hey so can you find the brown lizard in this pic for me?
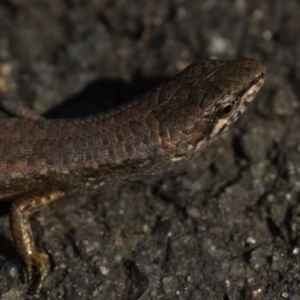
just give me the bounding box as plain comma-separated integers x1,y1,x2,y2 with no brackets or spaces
0,59,266,293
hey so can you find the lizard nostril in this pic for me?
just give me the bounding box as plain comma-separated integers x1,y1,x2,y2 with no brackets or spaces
251,72,264,85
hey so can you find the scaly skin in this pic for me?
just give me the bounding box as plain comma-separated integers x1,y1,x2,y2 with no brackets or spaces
0,59,265,293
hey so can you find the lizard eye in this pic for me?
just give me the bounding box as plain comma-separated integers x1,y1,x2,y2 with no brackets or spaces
216,101,236,118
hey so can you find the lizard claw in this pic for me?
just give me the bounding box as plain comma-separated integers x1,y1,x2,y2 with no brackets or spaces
24,251,49,294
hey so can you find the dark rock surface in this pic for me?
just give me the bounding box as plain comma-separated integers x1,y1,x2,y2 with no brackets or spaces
0,0,300,299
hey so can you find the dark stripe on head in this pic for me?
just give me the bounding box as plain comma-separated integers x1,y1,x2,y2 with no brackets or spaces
218,123,228,135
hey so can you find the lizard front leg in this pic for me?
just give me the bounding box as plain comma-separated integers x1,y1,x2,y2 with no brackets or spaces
0,90,42,120
9,188,66,293
0,63,41,120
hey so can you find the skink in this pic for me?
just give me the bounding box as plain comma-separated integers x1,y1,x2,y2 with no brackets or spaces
0,58,266,293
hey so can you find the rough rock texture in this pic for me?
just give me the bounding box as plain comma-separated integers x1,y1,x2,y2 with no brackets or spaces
0,0,300,299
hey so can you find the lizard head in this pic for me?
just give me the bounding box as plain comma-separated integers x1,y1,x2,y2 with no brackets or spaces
160,59,266,157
